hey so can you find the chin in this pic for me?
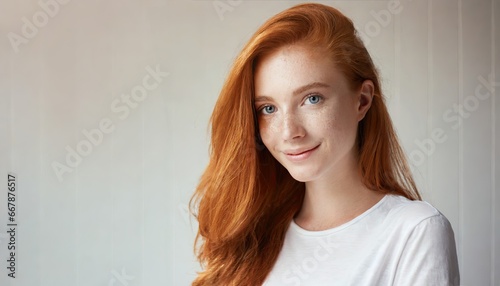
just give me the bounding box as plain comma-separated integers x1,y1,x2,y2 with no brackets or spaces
286,168,320,183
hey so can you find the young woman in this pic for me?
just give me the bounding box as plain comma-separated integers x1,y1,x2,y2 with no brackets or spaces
191,3,460,285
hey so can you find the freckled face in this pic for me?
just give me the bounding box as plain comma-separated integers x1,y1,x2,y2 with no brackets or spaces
254,44,364,182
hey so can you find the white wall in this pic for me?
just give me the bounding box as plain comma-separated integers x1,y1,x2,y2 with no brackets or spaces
0,0,498,285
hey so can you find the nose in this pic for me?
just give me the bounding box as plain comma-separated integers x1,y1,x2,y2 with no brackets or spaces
281,112,305,141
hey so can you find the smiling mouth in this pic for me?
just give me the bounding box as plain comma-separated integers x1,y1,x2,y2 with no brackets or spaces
285,145,320,156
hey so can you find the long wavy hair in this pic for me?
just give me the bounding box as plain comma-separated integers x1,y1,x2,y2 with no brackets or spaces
190,3,421,285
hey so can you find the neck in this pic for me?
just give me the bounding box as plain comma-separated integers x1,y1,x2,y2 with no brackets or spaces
294,149,385,231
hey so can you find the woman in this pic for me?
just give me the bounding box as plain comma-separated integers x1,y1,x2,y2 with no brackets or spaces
191,3,460,285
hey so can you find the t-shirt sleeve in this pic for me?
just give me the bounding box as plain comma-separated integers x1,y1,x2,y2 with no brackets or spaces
393,214,460,286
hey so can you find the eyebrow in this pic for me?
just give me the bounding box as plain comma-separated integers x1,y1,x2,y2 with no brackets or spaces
254,82,331,102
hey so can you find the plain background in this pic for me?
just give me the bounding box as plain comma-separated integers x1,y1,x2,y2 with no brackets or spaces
0,0,499,285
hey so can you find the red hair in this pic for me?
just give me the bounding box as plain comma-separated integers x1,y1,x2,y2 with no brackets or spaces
190,3,421,285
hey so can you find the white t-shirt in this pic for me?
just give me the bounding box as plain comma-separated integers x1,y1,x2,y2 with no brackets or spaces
263,194,460,286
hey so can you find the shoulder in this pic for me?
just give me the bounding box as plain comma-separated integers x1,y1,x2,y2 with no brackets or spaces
376,194,456,241
381,195,458,268
381,194,446,227
383,195,460,285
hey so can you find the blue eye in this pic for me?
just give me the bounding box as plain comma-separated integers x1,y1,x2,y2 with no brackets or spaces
305,95,321,105
260,105,276,115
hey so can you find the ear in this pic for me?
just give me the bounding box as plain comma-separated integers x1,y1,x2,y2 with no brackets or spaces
357,80,374,122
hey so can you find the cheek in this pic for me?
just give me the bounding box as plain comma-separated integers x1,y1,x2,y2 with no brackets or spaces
307,106,338,134
316,106,356,141
257,118,274,148
332,116,360,146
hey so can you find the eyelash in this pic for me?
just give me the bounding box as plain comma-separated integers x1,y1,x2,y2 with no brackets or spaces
257,94,323,115
304,94,322,105
258,105,275,115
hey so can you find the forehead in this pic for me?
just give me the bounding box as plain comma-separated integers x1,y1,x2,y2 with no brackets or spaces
254,44,346,97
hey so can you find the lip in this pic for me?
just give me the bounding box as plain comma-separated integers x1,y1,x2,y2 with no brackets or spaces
283,144,320,161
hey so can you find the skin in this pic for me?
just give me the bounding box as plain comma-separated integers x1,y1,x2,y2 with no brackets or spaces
254,43,385,231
